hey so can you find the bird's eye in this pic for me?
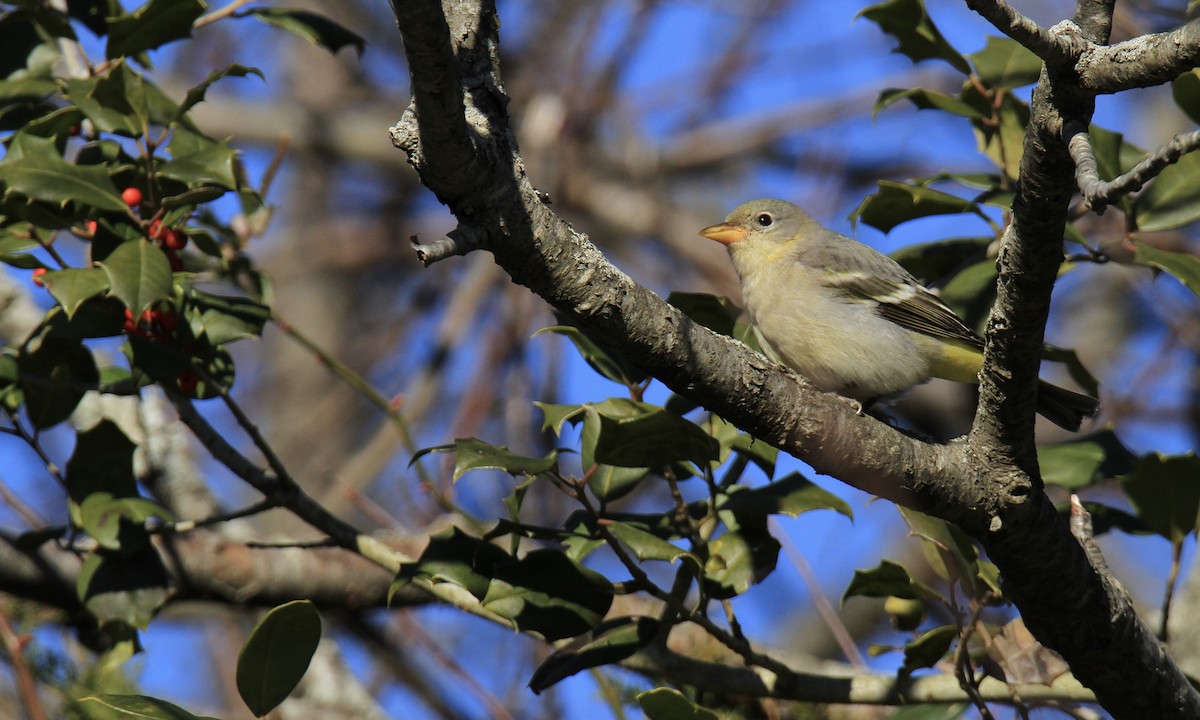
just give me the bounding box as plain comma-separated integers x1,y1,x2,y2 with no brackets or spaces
756,213,773,227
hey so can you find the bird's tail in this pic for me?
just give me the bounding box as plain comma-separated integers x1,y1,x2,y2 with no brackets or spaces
1036,380,1100,432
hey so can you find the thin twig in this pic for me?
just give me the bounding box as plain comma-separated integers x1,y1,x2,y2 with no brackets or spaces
0,608,46,720
1066,120,1200,214
194,0,257,29
1159,540,1183,642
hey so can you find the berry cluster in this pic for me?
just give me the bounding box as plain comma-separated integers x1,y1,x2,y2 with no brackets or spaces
121,305,200,395
121,186,190,271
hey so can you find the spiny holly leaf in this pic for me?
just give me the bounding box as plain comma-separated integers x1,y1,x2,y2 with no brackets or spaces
843,559,942,604
1132,240,1200,297
76,544,170,630
529,616,661,694
160,131,239,189
852,180,983,233
1120,453,1200,543
236,600,322,718
719,472,853,521
392,527,510,602
42,268,111,318
66,419,139,510
0,133,126,211
968,36,1042,89
100,240,173,317
410,438,559,482
482,549,613,641
1039,429,1136,490
607,522,699,568
188,290,270,345
702,528,779,599
858,0,970,74
106,0,206,59
874,87,982,119
901,625,958,677
535,325,647,386
248,8,366,56
1132,150,1200,232
172,64,264,124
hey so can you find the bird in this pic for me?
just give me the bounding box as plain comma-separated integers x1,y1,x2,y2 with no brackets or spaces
699,198,1099,431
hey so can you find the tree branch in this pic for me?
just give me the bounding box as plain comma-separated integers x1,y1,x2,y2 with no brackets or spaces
1079,18,1200,94
964,0,1083,66
387,1,1200,717
1066,120,1200,213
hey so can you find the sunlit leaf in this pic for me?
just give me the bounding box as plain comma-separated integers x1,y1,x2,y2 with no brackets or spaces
236,600,322,717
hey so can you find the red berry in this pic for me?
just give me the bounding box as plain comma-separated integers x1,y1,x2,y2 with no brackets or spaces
121,187,143,207
32,268,48,287
178,370,199,394
122,308,138,334
166,250,184,272
164,229,188,251
85,220,98,235
148,220,165,240
153,309,178,333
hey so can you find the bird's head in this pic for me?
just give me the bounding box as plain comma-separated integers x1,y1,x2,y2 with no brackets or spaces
699,198,815,248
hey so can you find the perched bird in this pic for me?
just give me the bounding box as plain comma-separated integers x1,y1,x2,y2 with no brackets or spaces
700,198,1099,431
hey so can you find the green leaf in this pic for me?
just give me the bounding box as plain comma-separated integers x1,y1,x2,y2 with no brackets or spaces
898,507,990,595
968,36,1042,88
42,268,111,318
410,438,558,482
100,240,173,317
890,236,992,284
637,688,719,720
236,600,322,718
852,180,983,233
857,0,970,74
189,290,270,345
529,616,660,694
535,325,647,386
160,133,239,189
1131,147,1200,231
481,549,613,641
937,259,997,330
592,407,718,469
248,8,366,56
1132,240,1200,296
392,527,510,602
0,134,126,211
666,291,740,337
965,88,1029,180
172,64,264,124
607,522,698,568
76,545,170,630
1039,429,1136,490
719,472,853,521
535,402,585,435
587,465,649,503
901,625,958,676
843,560,941,604
79,694,216,720
79,493,172,551
702,529,779,599
1120,453,1200,543
1172,68,1200,125
66,419,139,507
18,339,98,429
106,0,206,59
874,87,982,119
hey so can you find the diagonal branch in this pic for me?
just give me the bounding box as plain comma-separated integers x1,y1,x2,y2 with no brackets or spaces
1079,18,1200,94
964,0,1083,66
1065,120,1200,214
387,1,1199,717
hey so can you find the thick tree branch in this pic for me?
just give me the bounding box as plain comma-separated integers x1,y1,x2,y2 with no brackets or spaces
1078,18,1200,94
387,1,1199,717
964,0,1082,66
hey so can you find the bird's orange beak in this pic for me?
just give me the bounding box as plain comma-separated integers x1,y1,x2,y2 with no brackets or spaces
699,223,747,245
